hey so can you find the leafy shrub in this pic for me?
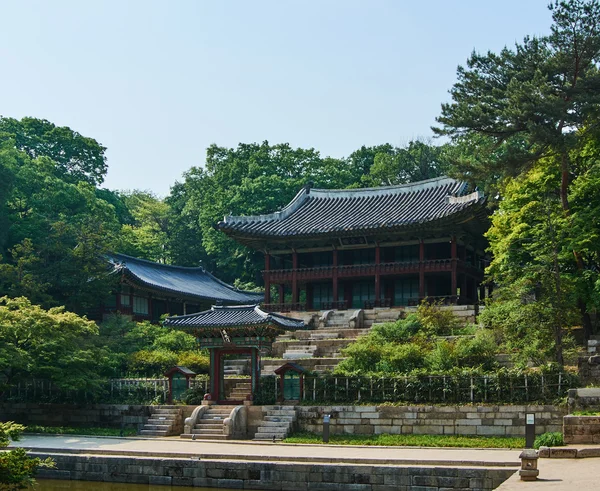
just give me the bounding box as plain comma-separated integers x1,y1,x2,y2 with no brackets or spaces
128,349,178,376
181,386,207,405
417,301,462,336
533,432,564,449
177,350,210,374
453,330,498,370
377,342,425,373
425,340,457,371
254,375,278,405
371,314,421,342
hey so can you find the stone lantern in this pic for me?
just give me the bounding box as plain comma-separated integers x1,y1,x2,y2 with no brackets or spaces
519,449,539,481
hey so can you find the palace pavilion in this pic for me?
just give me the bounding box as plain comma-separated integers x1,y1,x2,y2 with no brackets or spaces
219,177,489,311
102,253,263,322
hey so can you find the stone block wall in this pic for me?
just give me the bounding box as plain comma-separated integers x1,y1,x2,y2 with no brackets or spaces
0,403,195,431
564,415,600,444
297,404,565,437
567,387,600,413
35,452,515,490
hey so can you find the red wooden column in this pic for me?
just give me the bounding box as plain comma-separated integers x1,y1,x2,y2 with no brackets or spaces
264,254,271,305
419,239,425,299
375,245,381,304
278,284,285,305
292,251,298,306
332,249,339,306
451,236,458,297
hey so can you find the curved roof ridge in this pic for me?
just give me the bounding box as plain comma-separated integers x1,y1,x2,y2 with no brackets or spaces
221,185,310,225
310,176,457,195
111,253,207,272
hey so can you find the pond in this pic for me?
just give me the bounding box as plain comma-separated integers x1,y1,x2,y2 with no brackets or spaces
36,480,250,491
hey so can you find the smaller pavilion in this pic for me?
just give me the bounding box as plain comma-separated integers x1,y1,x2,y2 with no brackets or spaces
164,305,305,403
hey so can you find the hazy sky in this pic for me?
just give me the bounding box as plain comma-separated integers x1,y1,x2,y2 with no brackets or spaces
1,0,553,196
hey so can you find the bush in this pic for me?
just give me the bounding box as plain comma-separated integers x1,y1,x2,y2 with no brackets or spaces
177,350,210,374
371,314,421,342
181,386,207,405
533,432,564,449
128,349,178,376
453,330,498,370
377,342,425,373
425,341,457,371
417,301,462,336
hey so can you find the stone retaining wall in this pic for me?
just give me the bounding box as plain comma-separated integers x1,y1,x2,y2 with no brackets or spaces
0,403,194,430
35,452,515,490
563,415,600,444
297,404,565,437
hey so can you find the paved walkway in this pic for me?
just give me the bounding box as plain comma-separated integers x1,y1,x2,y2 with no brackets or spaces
497,456,600,490
14,434,520,467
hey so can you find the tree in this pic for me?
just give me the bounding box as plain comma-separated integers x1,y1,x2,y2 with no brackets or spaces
0,116,108,185
434,0,600,339
484,161,581,365
0,297,103,391
117,191,172,263
0,145,119,313
363,140,451,186
0,421,54,490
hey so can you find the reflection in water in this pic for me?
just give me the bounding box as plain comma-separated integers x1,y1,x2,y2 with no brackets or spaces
36,480,249,491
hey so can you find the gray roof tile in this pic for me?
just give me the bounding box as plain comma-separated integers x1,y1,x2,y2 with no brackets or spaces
109,253,263,305
163,305,305,329
219,177,485,240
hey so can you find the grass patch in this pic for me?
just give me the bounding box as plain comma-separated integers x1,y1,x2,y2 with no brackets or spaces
24,425,137,437
283,431,525,448
572,410,600,416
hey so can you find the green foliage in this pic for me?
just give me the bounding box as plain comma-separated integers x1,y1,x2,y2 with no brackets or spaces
254,375,278,405
303,367,578,405
284,431,525,449
0,421,54,489
23,425,137,437
180,385,208,405
416,301,463,336
336,303,497,375
0,296,103,391
0,116,107,186
533,431,564,449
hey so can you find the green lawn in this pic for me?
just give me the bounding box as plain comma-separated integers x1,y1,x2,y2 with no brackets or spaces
283,431,525,448
24,425,137,437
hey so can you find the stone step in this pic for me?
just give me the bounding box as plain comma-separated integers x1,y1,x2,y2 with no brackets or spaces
196,423,222,430
189,434,229,440
146,418,176,425
283,353,315,360
255,432,288,439
259,421,291,427
192,428,222,435
139,429,169,436
142,424,171,431
314,365,337,372
224,369,244,375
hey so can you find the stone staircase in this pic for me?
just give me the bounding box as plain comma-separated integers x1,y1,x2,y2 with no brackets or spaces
223,358,248,375
189,405,236,440
139,406,182,437
227,381,252,401
265,305,478,375
254,405,297,441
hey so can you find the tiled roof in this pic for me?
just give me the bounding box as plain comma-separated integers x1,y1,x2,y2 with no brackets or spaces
108,253,263,305
219,177,485,240
163,305,305,329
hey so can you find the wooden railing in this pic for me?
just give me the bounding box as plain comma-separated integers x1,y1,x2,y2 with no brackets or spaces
263,259,471,282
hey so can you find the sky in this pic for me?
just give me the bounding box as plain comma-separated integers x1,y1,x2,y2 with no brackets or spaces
1,0,554,196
